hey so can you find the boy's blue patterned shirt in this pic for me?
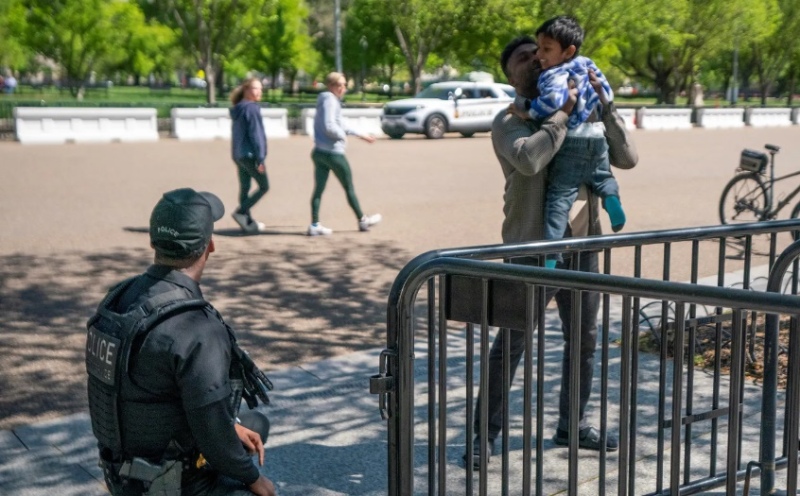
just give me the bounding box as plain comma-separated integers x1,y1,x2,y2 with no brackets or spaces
528,55,614,129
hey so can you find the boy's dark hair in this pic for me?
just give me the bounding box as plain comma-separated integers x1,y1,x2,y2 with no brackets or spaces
535,15,584,53
500,35,537,77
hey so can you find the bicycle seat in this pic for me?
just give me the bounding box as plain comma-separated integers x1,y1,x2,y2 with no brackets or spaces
765,144,781,152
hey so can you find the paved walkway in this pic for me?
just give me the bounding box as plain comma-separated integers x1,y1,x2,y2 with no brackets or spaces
2,128,800,493
0,265,792,495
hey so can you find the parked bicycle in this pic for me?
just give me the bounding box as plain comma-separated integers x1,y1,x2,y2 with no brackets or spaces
719,144,800,234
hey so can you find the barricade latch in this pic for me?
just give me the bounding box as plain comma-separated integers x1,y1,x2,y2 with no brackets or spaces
370,348,396,420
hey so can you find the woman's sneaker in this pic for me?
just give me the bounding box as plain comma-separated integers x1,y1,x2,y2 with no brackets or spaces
232,211,257,233
358,214,382,232
232,212,265,233
307,223,333,236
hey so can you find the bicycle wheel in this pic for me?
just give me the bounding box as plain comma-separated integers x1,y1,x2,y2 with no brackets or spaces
719,173,769,224
790,202,800,241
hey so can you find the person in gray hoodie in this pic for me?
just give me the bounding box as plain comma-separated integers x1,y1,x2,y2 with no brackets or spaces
229,78,268,233
308,72,381,236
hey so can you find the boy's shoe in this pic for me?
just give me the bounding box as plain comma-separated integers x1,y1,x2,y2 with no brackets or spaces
604,196,626,233
307,223,333,236
358,214,382,232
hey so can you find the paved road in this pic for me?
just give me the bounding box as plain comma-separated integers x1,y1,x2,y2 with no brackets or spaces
1,127,800,430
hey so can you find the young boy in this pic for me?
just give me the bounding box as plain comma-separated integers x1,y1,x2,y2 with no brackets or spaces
513,15,626,267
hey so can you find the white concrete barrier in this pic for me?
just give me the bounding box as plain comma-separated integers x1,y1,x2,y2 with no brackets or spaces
616,108,637,130
261,108,290,138
14,107,158,144
636,107,693,130
300,108,385,137
745,107,792,127
171,107,290,140
791,107,800,125
171,108,229,140
695,108,745,129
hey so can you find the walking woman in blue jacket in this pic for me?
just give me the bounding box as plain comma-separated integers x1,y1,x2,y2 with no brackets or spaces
229,78,268,233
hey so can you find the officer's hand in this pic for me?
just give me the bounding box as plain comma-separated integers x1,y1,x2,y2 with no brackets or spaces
235,423,265,466
257,163,266,174
249,474,276,496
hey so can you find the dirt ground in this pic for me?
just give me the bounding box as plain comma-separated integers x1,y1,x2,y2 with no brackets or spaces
2,127,800,430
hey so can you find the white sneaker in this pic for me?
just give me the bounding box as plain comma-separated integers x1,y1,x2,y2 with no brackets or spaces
307,223,333,236
251,220,267,232
359,213,382,232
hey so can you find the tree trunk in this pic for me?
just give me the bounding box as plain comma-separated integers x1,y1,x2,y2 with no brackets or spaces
217,66,225,101
789,73,796,106
204,63,217,105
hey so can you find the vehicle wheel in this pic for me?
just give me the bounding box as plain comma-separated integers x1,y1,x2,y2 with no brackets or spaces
386,131,405,139
790,202,800,241
460,132,475,138
719,173,769,225
424,114,447,139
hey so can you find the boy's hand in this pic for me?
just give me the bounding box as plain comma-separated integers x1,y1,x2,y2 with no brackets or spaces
588,70,610,105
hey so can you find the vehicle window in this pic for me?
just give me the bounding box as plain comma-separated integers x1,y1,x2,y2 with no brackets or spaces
502,88,516,98
415,86,453,100
478,89,494,98
460,89,477,99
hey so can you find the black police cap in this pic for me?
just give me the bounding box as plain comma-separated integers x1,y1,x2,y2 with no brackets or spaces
149,188,224,259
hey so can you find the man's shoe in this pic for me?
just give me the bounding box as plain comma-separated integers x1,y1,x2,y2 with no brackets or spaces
553,426,618,452
462,437,495,470
307,223,333,236
358,213,382,232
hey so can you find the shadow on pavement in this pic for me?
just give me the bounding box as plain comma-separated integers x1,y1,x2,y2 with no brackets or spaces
0,238,410,430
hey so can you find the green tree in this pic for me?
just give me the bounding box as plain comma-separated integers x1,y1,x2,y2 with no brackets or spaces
105,7,178,85
383,0,469,93
0,0,31,72
341,0,402,92
19,0,156,99
140,0,270,104
445,0,538,80
250,0,318,90
613,0,743,104
749,0,800,105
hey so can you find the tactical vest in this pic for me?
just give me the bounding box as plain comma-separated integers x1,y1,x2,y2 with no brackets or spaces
85,277,225,458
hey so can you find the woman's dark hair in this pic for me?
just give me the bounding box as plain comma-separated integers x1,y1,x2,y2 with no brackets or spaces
500,35,537,77
535,15,584,52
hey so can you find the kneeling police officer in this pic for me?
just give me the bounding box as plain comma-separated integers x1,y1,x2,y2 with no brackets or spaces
85,188,276,496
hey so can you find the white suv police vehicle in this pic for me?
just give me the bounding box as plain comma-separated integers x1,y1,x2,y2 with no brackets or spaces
380,81,515,139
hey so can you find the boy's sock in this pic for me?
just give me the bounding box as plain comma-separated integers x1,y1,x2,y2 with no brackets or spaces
604,196,626,232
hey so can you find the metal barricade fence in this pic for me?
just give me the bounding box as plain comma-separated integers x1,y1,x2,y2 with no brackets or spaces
371,220,800,495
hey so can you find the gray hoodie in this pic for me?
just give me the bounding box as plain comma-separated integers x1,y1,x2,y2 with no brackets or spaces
313,91,358,154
